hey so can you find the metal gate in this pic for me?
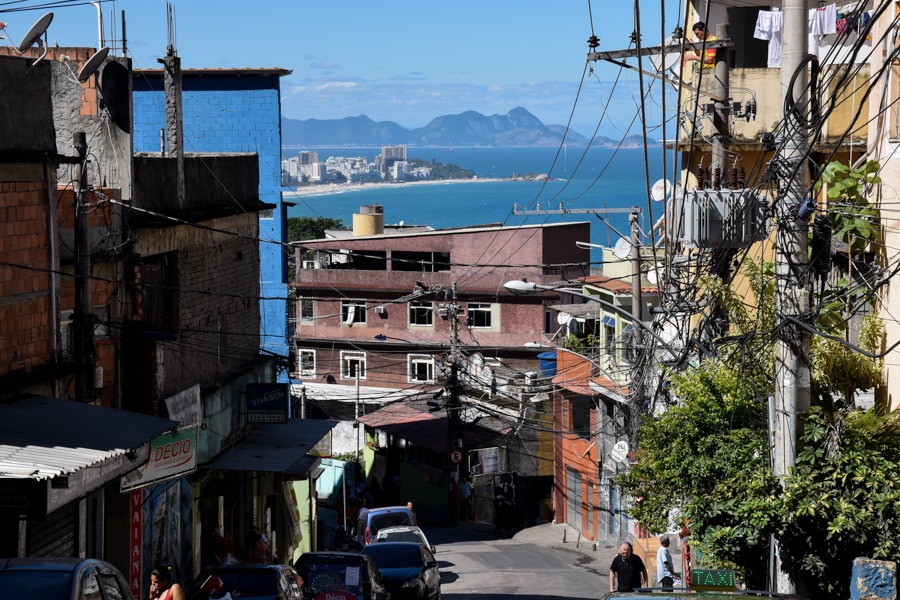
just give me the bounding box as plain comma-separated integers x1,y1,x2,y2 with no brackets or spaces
565,468,582,529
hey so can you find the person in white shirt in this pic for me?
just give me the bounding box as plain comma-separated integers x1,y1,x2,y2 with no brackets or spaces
656,535,676,590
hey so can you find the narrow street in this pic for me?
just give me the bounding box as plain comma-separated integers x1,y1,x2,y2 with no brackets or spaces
428,525,606,600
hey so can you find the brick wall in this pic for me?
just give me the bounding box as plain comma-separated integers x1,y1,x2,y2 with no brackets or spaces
0,171,53,376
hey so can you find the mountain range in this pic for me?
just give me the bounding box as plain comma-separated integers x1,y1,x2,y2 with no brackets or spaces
281,107,655,149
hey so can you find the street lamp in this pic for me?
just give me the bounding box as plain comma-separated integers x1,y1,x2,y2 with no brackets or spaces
502,278,679,358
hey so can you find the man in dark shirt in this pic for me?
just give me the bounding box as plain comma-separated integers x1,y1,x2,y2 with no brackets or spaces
609,542,648,592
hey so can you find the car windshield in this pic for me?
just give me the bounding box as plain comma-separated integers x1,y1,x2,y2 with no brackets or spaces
378,531,423,544
364,544,423,569
369,513,411,537
194,568,277,598
0,570,74,597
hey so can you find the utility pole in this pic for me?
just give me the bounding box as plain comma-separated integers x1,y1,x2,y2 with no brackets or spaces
160,7,184,211
73,132,94,402
446,283,462,522
773,0,811,594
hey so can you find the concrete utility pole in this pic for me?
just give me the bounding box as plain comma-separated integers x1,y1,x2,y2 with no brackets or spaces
445,283,463,520
711,23,730,184
773,0,811,594
73,132,94,402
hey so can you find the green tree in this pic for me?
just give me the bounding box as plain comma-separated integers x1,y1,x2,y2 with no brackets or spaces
287,216,344,242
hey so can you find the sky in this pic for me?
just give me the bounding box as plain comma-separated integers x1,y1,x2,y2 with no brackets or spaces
1,0,681,138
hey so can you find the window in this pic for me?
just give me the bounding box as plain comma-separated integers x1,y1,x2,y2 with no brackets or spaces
299,298,314,323
408,354,435,383
259,208,274,220
342,300,367,325
467,302,492,328
341,351,366,380
408,301,433,326
298,349,316,378
571,395,592,439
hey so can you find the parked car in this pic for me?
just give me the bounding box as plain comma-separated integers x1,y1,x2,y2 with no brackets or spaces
355,506,416,546
187,563,304,600
0,557,134,599
361,542,440,600
294,551,387,600
373,526,435,554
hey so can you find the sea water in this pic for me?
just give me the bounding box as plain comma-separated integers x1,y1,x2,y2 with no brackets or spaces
285,147,673,249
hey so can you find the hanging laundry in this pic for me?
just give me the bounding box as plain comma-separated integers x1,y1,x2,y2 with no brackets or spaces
754,9,783,68
809,3,837,56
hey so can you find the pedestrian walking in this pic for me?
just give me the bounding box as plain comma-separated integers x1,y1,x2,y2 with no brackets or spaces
149,566,185,600
459,478,474,521
609,542,648,593
656,535,676,590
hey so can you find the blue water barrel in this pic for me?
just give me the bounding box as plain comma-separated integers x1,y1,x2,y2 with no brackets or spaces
538,351,557,377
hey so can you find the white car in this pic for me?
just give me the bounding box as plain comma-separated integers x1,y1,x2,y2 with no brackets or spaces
372,525,436,553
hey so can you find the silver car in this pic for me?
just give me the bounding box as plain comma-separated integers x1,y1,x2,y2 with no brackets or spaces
372,525,435,553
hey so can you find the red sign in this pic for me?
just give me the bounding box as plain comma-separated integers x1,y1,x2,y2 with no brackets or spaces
450,450,462,464
129,490,142,598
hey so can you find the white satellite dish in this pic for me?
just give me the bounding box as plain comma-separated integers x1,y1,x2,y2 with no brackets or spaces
650,178,673,202
16,12,53,52
646,265,659,285
556,311,571,326
613,237,631,260
77,46,109,82
610,440,629,463
649,37,680,72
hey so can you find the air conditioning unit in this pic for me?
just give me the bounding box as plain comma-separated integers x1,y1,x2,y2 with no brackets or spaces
375,306,386,315
302,260,316,269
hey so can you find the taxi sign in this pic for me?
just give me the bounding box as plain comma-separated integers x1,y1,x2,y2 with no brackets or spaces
691,569,736,591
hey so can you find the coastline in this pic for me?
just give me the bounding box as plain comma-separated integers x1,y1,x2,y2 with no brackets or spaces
284,177,507,198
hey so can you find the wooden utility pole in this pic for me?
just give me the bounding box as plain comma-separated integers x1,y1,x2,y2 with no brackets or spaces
773,0,811,594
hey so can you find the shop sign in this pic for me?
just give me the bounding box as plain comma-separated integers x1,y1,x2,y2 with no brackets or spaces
129,490,143,597
47,445,149,513
120,426,198,491
247,383,289,423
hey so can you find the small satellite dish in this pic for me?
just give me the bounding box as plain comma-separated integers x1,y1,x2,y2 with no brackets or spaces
556,311,571,326
77,46,109,82
650,178,673,202
613,237,631,260
646,265,659,285
649,37,680,72
611,440,629,463
17,12,53,53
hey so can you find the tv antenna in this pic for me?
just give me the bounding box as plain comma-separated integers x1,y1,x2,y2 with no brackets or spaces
1,12,54,69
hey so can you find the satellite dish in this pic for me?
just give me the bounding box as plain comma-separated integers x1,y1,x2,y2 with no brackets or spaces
556,311,571,326
650,178,673,202
17,12,53,52
613,237,631,260
77,46,109,82
647,265,659,285
649,37,680,72
610,440,629,463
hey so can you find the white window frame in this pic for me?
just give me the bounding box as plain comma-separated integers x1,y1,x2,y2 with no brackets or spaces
297,349,316,378
467,302,493,328
408,354,435,384
340,351,367,380
299,298,314,324
408,300,434,326
341,300,367,325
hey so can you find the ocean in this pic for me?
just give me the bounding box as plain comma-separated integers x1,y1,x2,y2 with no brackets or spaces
284,146,672,250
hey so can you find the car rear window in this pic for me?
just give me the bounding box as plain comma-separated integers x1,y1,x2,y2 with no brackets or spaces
0,571,73,597
197,568,278,596
378,531,422,544
369,512,411,536
363,544,422,569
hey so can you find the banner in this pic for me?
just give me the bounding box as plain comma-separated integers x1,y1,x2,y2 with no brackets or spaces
120,427,198,492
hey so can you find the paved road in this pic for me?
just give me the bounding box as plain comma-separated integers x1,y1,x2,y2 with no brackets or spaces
427,525,607,600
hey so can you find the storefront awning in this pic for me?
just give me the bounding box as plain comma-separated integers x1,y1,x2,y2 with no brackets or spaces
204,419,337,477
0,395,178,480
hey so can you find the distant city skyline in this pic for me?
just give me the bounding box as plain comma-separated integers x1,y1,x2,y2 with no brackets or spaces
1,0,681,137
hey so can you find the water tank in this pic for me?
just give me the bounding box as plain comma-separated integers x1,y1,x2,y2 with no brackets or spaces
538,351,557,377
353,204,384,236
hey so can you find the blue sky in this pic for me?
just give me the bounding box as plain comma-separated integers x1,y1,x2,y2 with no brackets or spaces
2,0,681,138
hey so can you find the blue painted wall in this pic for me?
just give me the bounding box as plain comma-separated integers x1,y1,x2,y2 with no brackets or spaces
133,73,290,381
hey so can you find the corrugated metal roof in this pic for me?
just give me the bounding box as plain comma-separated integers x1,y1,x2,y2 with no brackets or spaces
203,419,337,476
0,396,177,479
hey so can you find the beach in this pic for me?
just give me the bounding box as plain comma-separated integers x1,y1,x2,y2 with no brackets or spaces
286,177,518,198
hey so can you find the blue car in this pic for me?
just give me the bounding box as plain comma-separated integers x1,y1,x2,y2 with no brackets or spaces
361,542,440,600
0,557,134,599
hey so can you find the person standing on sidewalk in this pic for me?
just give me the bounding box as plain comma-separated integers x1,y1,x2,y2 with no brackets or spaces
656,535,676,590
609,542,648,593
